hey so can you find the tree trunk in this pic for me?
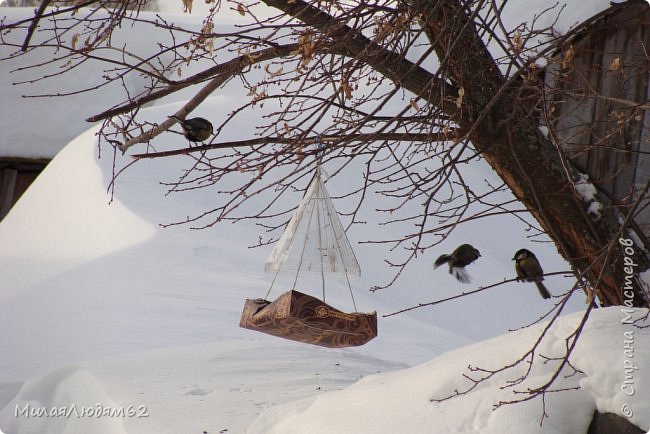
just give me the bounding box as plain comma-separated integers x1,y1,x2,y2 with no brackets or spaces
264,0,650,306
416,0,649,306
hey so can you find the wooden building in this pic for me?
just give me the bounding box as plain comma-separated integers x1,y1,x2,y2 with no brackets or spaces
545,0,650,238
0,158,48,220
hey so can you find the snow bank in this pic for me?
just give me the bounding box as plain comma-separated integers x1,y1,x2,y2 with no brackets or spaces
0,367,127,434
0,98,459,434
250,307,650,434
0,128,155,260
0,3,636,434
0,342,407,434
0,128,155,303
0,8,214,159
0,8,145,158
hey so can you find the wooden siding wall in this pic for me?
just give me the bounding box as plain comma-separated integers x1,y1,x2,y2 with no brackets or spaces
546,2,650,237
0,159,48,220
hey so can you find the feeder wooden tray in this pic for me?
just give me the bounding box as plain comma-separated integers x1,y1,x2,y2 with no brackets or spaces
239,290,377,348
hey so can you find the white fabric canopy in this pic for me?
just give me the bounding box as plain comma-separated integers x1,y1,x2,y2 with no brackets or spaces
265,169,361,277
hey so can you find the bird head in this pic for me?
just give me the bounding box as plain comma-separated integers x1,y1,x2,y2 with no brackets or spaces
512,248,533,261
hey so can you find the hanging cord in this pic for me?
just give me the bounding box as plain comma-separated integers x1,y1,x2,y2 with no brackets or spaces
315,135,325,165
264,264,282,299
325,199,359,312
317,151,360,311
344,270,358,312
314,141,328,301
291,178,319,290
316,177,327,301
265,169,320,299
264,144,335,302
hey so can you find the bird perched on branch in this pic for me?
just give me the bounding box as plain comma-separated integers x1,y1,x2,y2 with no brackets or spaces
512,248,551,299
169,115,213,143
434,244,481,283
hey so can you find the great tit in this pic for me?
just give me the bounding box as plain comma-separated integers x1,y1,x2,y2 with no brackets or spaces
512,248,551,299
434,243,481,283
169,115,213,142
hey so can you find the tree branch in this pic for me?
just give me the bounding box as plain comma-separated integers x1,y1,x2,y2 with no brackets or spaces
383,271,572,317
132,132,454,159
21,0,52,52
87,43,299,124
261,0,459,114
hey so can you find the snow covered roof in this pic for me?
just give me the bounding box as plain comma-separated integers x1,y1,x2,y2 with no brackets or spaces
0,8,190,159
2,2,647,434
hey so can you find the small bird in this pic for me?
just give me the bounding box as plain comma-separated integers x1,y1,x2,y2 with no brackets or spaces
434,244,481,283
169,115,213,143
512,248,551,299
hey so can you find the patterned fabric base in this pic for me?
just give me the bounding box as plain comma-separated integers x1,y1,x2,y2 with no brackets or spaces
239,290,377,348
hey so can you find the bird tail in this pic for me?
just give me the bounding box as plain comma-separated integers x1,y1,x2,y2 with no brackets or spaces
168,115,183,123
452,267,472,284
434,254,451,269
535,281,551,299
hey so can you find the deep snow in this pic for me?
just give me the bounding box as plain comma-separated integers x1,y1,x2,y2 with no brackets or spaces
250,308,650,434
2,1,647,433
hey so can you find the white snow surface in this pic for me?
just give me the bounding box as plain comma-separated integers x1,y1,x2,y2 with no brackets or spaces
2,2,647,434
0,9,209,159
0,95,589,433
251,308,650,434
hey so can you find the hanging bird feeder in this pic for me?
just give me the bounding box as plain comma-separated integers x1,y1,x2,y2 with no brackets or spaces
239,167,377,348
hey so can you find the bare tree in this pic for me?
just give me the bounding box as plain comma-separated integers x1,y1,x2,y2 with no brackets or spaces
1,0,159,10
2,0,649,419
5,0,643,305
